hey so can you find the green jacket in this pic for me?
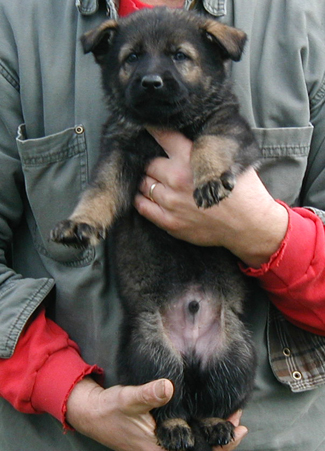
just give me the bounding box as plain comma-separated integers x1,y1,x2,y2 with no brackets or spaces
0,0,325,450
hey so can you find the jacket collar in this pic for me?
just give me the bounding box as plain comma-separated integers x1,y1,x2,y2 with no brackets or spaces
76,0,226,17
76,0,99,15
202,0,226,16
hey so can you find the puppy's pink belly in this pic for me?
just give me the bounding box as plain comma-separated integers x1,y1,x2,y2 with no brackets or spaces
161,287,224,365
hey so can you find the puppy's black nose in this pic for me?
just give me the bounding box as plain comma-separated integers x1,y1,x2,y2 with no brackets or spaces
141,75,163,89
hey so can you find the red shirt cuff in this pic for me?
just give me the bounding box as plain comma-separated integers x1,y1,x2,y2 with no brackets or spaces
240,201,317,288
31,347,104,429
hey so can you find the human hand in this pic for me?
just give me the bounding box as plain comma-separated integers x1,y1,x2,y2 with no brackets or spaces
134,130,288,268
67,377,247,451
66,377,174,451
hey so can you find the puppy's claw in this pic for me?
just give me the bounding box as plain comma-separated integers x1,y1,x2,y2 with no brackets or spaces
194,172,236,208
50,219,105,248
220,170,236,191
193,181,223,208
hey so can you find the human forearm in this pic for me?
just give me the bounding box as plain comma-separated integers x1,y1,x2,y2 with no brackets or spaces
202,170,289,269
242,206,325,334
0,308,103,425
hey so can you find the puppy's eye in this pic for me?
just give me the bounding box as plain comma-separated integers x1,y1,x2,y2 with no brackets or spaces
173,51,189,62
125,53,139,64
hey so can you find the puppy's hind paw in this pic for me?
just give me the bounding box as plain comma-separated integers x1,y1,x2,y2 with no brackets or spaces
156,419,195,451
50,219,105,248
198,418,235,448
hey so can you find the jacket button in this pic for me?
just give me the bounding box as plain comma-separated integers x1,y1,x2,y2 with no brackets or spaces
283,347,291,357
292,371,302,380
75,125,84,134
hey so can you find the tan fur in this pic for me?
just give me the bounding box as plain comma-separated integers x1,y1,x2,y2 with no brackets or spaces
69,190,115,243
176,43,202,82
199,417,228,427
81,20,118,53
159,418,195,449
203,19,246,60
191,135,239,187
119,43,135,64
67,151,126,245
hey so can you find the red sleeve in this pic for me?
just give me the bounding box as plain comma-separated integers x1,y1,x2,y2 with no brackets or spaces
0,308,104,429
241,202,325,335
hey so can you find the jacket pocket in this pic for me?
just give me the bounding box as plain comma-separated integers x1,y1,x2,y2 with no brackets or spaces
16,124,95,265
252,125,314,205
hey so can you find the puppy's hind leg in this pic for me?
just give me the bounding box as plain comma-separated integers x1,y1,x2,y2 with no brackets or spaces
51,150,133,247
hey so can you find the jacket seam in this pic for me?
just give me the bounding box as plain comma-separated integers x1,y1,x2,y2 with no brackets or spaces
2,279,54,357
0,60,20,92
310,72,325,106
21,141,85,166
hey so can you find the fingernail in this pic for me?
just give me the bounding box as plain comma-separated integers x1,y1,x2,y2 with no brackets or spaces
154,380,167,400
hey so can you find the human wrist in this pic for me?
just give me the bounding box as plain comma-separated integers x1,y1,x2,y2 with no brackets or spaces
66,376,104,433
241,205,321,282
31,347,104,429
226,198,289,269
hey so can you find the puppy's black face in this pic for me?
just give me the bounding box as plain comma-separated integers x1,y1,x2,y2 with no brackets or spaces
119,36,206,120
82,8,247,125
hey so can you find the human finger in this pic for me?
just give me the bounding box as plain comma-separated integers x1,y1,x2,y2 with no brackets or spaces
227,409,243,427
139,176,162,202
119,379,174,415
139,175,165,204
148,129,192,161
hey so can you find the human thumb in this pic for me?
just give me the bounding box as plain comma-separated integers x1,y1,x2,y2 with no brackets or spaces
123,379,174,414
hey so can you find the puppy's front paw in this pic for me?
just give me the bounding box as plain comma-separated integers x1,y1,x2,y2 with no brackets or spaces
198,418,235,447
156,418,195,451
193,171,236,208
50,219,106,248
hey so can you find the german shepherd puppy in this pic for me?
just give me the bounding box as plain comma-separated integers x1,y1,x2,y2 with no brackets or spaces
51,8,258,450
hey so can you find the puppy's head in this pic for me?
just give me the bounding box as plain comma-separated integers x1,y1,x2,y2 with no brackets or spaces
81,8,247,124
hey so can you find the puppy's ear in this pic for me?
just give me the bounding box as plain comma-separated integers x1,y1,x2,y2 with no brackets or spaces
81,20,119,62
202,20,247,62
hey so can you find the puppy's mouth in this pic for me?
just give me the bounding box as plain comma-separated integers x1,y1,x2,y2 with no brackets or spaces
125,74,188,121
127,94,188,120
134,96,186,109
132,101,187,125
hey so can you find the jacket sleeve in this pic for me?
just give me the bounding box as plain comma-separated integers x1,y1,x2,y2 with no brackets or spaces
0,13,103,426
0,308,103,429
242,63,325,335
241,203,325,335
0,41,57,359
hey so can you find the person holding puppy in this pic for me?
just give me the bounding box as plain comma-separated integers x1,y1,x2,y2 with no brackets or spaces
0,1,324,451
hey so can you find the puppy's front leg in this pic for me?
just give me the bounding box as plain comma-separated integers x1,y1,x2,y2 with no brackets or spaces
191,134,241,208
51,149,132,247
